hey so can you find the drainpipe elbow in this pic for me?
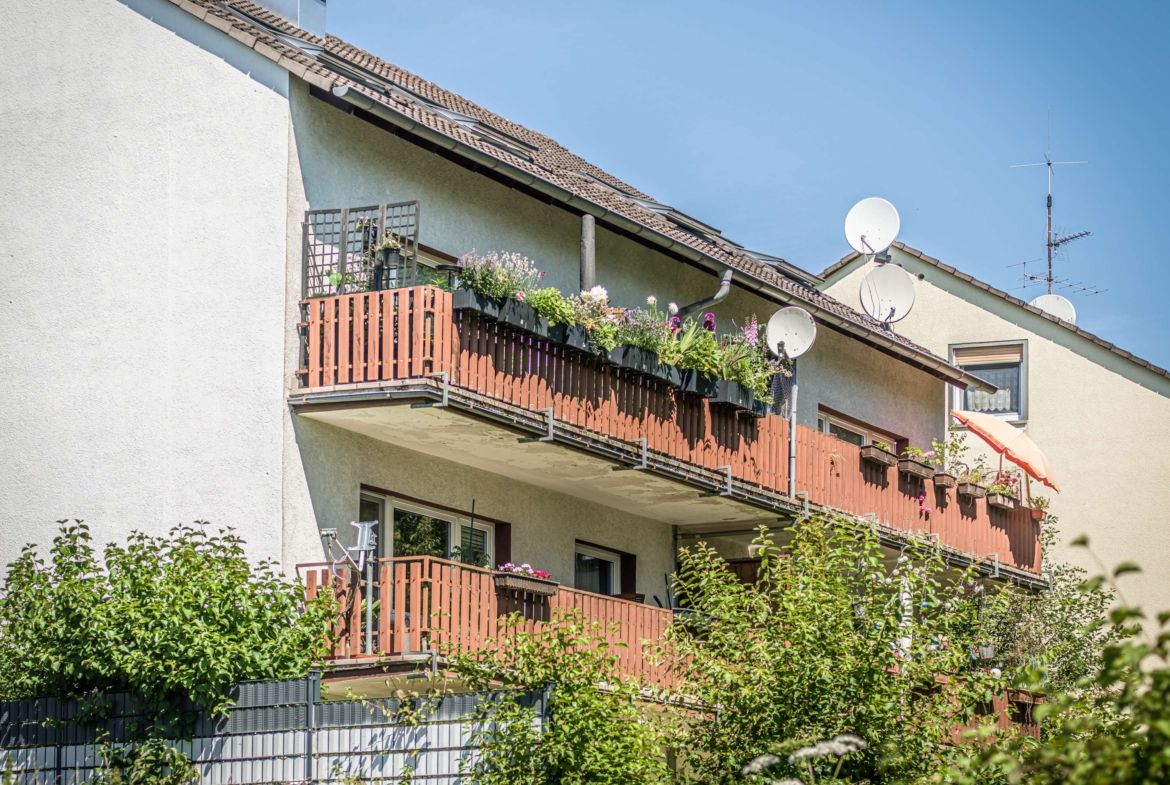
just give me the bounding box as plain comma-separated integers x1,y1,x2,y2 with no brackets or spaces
678,268,734,319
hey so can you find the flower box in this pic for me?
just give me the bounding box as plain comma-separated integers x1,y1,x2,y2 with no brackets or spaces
499,298,549,338
748,398,770,418
609,345,659,376
679,369,719,398
932,472,957,489
550,323,590,351
369,247,400,291
1030,508,1048,522
709,379,754,412
493,571,559,597
987,493,1018,511
859,445,898,467
451,289,501,319
898,458,934,480
957,482,986,499
649,362,682,388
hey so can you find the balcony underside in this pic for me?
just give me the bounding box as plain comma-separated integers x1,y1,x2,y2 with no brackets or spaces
294,381,787,528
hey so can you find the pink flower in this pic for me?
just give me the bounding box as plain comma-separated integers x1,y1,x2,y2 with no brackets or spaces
514,290,526,302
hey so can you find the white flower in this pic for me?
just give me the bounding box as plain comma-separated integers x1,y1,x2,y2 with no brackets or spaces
991,667,1002,678
646,295,657,306
582,284,609,304
668,302,679,315
741,753,781,775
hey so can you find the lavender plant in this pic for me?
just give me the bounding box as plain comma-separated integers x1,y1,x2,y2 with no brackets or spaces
456,250,544,301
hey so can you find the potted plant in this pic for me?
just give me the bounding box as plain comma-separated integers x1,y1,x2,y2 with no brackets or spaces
564,286,619,362
609,296,681,386
1030,495,1050,521
713,314,782,412
710,379,755,411
451,250,543,323
369,234,400,292
530,287,587,350
985,474,1021,511
499,291,549,338
927,429,968,488
493,562,558,597
897,447,934,480
956,456,988,499
662,314,721,398
860,441,898,467
975,640,996,660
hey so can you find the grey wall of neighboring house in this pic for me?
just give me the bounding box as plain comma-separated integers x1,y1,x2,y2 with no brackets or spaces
0,0,294,569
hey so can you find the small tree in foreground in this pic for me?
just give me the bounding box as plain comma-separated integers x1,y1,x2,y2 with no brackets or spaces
663,515,1010,784
0,521,334,726
946,536,1170,785
448,609,671,785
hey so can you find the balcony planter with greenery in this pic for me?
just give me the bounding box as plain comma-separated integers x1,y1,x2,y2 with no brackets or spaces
1030,495,1050,521
985,474,1021,511
932,472,958,489
451,288,503,319
898,447,934,480
679,368,719,398
710,379,754,411
860,442,898,467
609,344,661,376
749,398,771,418
493,563,559,597
499,295,549,338
957,482,986,499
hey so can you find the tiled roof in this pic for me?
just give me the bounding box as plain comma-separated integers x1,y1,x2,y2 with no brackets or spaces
823,242,1170,381
166,0,981,386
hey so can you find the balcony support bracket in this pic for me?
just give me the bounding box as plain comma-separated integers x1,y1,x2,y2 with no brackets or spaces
700,465,735,498
518,408,556,443
613,438,649,471
985,553,1001,579
795,491,810,519
410,372,449,409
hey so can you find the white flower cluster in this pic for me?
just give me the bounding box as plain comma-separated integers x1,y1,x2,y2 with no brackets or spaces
787,734,868,763
580,285,609,304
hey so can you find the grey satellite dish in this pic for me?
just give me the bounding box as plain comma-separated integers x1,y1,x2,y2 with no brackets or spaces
845,197,901,256
859,263,916,323
766,306,817,359
1030,293,1076,324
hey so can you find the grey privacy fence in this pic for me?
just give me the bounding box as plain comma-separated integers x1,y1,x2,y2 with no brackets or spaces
0,676,548,785
303,202,421,298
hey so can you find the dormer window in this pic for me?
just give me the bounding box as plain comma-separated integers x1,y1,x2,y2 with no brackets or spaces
952,342,1027,421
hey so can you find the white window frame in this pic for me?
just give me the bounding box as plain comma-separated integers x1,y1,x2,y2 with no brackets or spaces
573,543,622,595
817,409,896,448
949,340,1028,423
359,492,494,565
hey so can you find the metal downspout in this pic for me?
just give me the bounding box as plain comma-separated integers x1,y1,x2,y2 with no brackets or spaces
677,268,734,318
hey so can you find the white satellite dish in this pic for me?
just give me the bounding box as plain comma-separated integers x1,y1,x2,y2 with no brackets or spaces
1030,293,1077,324
859,263,916,323
844,197,901,256
766,306,817,359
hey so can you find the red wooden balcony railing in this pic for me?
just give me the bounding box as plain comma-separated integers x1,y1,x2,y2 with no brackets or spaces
299,287,1040,574
300,557,675,686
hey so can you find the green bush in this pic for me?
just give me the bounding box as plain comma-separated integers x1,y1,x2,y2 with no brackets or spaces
448,609,671,785
0,521,335,726
527,286,579,326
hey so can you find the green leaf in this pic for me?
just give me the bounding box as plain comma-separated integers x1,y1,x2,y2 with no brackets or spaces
1070,534,1090,547
1113,562,1142,578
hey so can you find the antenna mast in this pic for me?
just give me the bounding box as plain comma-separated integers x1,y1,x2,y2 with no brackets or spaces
1010,108,1101,296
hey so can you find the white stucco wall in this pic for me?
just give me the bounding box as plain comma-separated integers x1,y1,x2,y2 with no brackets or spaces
0,0,293,567
282,418,674,602
823,247,1170,613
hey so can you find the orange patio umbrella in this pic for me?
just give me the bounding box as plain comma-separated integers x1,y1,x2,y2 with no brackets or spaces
949,410,1060,492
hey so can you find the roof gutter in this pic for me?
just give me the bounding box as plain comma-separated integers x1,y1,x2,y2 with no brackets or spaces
331,85,993,394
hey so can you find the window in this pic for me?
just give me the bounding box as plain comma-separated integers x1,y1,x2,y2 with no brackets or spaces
358,493,493,566
817,409,896,448
574,543,622,596
952,343,1026,421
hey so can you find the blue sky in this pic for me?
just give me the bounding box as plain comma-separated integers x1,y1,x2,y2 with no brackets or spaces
329,0,1170,368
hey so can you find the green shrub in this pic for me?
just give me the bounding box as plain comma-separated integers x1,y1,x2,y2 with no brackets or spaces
0,521,335,726
527,286,578,325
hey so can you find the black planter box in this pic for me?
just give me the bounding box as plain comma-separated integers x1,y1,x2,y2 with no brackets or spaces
451,289,501,320
709,379,754,411
648,362,682,388
499,298,549,338
549,323,590,352
747,398,770,418
609,345,659,376
679,369,719,398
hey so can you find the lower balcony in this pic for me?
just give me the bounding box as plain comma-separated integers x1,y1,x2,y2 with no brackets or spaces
292,286,1042,583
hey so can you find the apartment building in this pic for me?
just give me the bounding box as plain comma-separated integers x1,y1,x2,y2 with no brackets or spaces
2,0,1048,677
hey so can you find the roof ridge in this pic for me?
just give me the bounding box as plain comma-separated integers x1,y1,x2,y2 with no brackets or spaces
172,0,969,383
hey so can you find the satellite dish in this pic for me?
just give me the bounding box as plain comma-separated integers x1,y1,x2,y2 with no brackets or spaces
859,263,916,323
845,197,900,255
1030,293,1076,324
766,306,817,359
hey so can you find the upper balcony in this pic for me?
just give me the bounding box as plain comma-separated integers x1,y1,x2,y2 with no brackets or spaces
289,204,1042,582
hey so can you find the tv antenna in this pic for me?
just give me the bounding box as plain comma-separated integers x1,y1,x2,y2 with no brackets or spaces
1010,108,1103,297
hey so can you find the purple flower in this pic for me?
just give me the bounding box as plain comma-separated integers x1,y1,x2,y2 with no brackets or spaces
703,312,716,331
